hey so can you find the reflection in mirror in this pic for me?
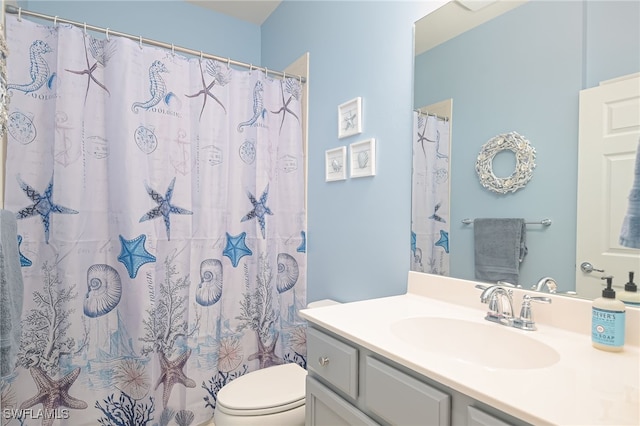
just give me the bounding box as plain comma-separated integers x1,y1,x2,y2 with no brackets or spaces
411,101,452,275
412,0,640,300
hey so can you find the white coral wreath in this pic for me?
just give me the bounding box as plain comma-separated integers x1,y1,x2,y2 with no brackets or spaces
475,131,536,194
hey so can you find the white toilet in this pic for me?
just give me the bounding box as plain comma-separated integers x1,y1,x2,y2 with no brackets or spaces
212,300,339,426
212,362,307,426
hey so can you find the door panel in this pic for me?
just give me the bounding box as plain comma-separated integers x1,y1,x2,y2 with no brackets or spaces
576,73,640,298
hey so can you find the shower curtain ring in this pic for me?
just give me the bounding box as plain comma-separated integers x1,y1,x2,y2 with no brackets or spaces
227,57,231,69
54,16,58,27
105,28,110,41
282,71,286,80
139,35,143,49
249,64,253,73
17,7,21,22
264,67,269,78
171,43,175,56
200,51,203,61
83,22,87,36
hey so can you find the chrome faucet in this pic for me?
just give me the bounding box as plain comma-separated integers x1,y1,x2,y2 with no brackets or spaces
532,277,577,295
476,283,552,331
476,284,515,326
533,277,557,293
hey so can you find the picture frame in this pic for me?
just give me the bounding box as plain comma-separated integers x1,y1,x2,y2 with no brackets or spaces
325,146,347,181
350,138,376,178
338,97,362,139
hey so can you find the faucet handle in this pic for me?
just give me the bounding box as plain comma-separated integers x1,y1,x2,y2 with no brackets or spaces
515,294,552,331
529,295,552,304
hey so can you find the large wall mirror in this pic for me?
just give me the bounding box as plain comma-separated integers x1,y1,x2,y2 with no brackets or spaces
412,0,640,300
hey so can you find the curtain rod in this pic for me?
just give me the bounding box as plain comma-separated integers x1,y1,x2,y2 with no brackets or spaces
4,5,307,83
415,109,449,122
462,218,552,226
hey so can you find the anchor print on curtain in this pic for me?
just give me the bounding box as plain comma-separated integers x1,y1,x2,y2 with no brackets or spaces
2,14,306,425
411,111,451,275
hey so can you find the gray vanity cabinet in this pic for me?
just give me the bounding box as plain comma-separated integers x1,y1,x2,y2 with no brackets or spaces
306,325,530,426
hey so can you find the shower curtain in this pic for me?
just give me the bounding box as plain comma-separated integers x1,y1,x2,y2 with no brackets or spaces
1,14,306,425
411,111,450,275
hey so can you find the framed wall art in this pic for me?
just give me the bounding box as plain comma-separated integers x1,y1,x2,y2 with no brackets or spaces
350,138,376,178
338,97,362,139
325,146,347,181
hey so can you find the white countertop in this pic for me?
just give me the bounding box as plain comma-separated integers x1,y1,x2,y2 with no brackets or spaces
300,272,640,426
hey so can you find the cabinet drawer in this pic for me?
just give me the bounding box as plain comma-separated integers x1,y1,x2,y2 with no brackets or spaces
364,356,451,426
307,327,358,399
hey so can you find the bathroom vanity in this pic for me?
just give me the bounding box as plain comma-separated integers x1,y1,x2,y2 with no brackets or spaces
299,272,640,426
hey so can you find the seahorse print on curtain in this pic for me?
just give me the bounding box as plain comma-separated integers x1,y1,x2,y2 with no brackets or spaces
3,14,306,425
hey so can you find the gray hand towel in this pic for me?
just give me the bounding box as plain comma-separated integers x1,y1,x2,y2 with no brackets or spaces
0,209,24,377
474,218,527,284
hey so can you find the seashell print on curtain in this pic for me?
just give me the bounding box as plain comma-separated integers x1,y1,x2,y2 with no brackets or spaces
1,14,306,425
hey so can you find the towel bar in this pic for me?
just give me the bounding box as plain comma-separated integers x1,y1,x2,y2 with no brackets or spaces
462,218,552,226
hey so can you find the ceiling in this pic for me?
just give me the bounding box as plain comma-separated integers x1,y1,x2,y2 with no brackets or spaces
415,0,528,55
186,0,282,25
186,0,528,49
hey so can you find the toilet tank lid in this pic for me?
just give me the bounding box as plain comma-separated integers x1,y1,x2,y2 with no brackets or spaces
216,363,307,411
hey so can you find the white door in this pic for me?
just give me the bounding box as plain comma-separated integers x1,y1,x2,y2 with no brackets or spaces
576,73,640,299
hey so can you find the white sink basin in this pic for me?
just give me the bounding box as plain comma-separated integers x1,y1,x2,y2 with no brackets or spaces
390,317,560,370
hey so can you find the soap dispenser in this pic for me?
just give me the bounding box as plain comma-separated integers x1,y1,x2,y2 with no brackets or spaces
592,276,625,352
619,271,640,307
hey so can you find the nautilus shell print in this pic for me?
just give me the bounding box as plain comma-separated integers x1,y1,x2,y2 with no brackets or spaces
276,253,299,293
83,264,122,318
195,259,223,306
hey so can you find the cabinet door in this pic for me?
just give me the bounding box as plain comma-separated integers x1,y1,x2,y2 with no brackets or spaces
364,356,451,426
467,406,515,426
306,377,378,426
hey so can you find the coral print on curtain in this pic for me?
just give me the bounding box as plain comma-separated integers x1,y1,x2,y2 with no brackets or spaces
411,111,450,275
2,14,306,425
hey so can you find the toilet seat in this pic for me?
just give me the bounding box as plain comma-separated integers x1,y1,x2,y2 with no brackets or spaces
215,363,307,416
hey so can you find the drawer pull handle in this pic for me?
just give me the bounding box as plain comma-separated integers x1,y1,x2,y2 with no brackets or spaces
318,356,330,366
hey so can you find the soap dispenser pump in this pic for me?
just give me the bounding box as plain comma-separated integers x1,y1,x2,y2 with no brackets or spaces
592,276,626,352
619,271,640,307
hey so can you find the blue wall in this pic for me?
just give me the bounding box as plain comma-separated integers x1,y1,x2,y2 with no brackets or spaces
413,0,640,291
261,1,441,303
